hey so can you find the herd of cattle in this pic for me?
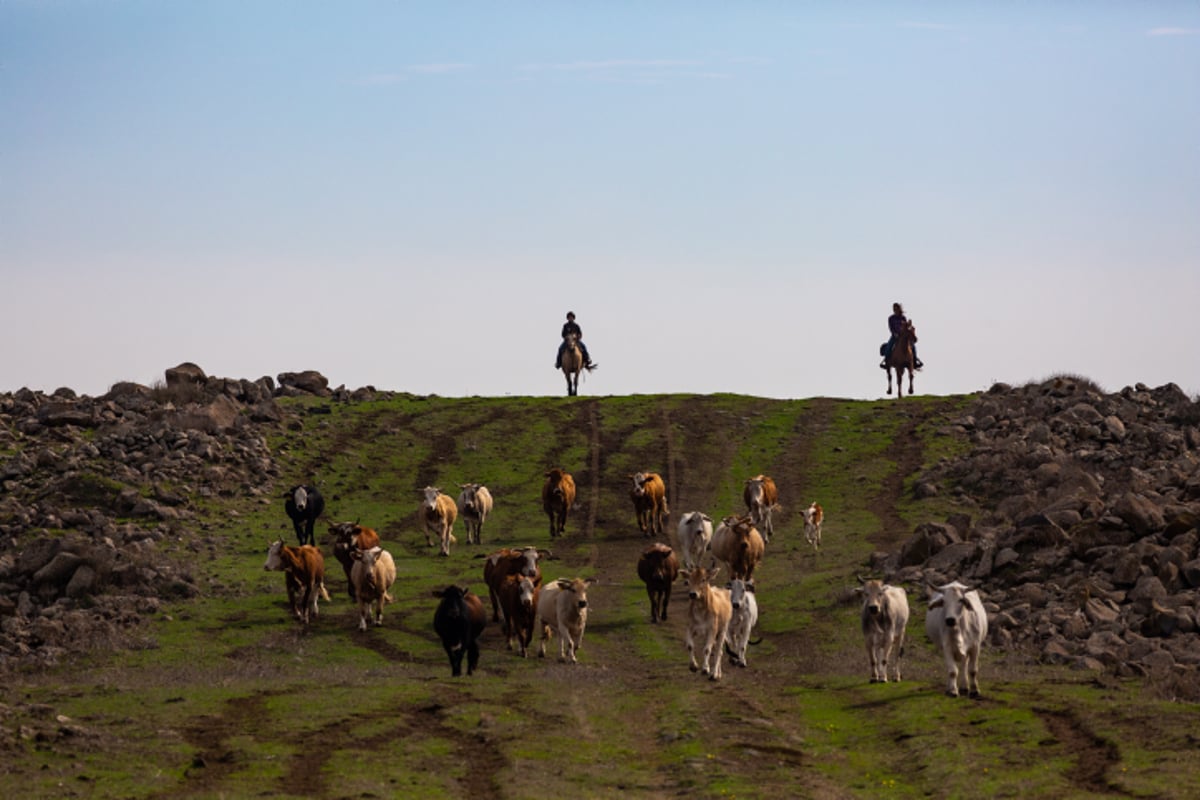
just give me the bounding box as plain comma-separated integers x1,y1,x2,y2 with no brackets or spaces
266,473,988,696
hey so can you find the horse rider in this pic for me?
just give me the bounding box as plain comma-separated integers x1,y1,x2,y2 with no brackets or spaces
554,311,597,371
880,302,923,370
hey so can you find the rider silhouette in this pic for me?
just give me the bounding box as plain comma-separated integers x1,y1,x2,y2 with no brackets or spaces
555,311,596,371
880,302,923,370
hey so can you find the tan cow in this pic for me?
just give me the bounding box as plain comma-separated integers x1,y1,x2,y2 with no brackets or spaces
457,483,493,545
542,469,576,539
742,475,779,542
537,577,594,663
420,486,458,556
711,514,765,582
630,471,669,537
351,546,397,631
330,522,381,600
264,540,331,625
803,502,825,552
680,565,732,680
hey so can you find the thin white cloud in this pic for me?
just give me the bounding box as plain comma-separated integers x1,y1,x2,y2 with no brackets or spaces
409,63,472,74
519,58,702,72
355,63,472,85
1147,27,1200,37
898,21,956,31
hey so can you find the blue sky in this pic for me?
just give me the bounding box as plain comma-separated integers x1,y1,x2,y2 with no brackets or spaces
3,2,1198,399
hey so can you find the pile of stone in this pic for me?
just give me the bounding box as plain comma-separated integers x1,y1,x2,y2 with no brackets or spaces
882,376,1200,698
0,363,344,669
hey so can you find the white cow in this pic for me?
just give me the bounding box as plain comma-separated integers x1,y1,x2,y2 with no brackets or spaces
925,581,989,698
676,511,713,570
536,577,594,663
681,565,732,681
857,578,909,683
725,578,759,668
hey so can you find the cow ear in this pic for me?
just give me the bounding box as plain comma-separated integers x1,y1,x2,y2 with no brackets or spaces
556,579,573,590
710,567,721,580
585,578,596,587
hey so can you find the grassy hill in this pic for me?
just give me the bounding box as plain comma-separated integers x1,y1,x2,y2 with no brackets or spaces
2,391,1195,799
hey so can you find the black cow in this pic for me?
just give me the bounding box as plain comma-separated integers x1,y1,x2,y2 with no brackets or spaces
432,585,487,677
284,485,325,547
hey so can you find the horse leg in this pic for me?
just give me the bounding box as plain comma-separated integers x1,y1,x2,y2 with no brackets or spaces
907,367,914,396
886,367,894,395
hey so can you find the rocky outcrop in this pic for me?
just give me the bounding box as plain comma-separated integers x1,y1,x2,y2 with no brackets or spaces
0,363,355,669
879,376,1200,697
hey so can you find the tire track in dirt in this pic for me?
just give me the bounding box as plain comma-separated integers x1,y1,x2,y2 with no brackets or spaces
1035,707,1131,797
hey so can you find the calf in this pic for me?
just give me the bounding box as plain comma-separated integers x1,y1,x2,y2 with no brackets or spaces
351,546,397,632
542,468,576,538
710,515,765,582
676,511,713,570
724,578,760,668
263,540,330,625
630,471,669,537
330,521,381,600
432,585,487,677
420,486,458,556
857,577,909,683
498,574,540,657
925,581,989,698
742,475,779,542
636,543,679,623
802,502,824,552
483,546,549,622
457,483,494,545
680,565,732,680
284,484,325,547
537,577,594,663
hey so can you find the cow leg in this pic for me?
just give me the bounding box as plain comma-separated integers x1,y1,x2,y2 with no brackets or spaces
686,627,699,672
966,645,981,698
448,645,463,677
467,640,480,675
661,587,670,622
944,649,962,697
538,623,551,658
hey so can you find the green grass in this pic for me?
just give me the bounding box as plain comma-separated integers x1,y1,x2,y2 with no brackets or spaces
3,391,1196,799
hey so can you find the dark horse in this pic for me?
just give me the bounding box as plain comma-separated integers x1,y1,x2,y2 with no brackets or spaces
560,332,584,396
284,484,325,546
886,320,918,398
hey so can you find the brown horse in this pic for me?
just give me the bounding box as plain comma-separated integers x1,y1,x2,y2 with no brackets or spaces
886,320,917,398
560,332,584,396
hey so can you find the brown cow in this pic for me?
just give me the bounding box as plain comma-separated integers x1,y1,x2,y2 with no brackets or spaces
711,515,765,582
263,540,331,625
630,471,669,537
483,546,549,622
542,469,576,538
743,475,779,542
498,574,540,657
330,522,381,600
420,486,458,556
637,543,679,623
802,502,825,552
